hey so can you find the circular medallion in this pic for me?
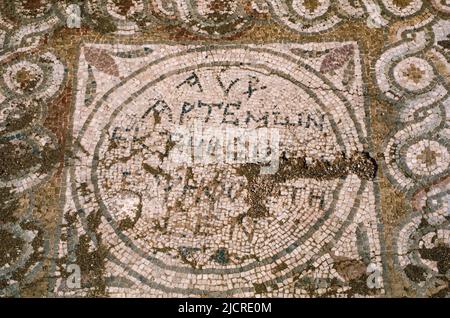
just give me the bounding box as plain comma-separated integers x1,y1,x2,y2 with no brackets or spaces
74,46,368,295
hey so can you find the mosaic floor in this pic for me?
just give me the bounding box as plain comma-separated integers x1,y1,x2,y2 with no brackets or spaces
0,0,448,298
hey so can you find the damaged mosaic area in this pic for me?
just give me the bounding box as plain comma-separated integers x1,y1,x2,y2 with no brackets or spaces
0,0,449,298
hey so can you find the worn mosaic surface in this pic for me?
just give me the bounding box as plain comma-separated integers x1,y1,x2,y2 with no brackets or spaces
0,0,448,298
